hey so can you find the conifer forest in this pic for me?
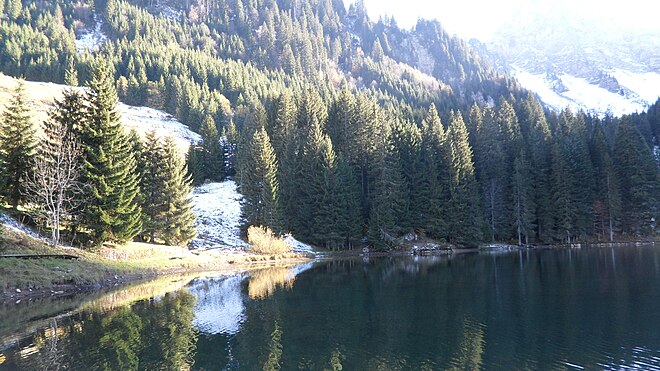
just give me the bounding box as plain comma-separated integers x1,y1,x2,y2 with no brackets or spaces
0,0,658,249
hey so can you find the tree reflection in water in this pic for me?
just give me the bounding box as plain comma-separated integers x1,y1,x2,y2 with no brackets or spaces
248,267,297,300
5,290,198,371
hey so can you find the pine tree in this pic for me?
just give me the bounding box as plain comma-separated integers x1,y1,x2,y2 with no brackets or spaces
241,127,281,231
511,149,535,245
473,104,506,241
446,111,483,245
613,117,660,237
590,123,621,241
333,157,362,249
138,131,167,242
199,115,224,182
368,125,406,249
521,94,552,242
0,81,37,209
79,60,142,245
419,104,449,238
65,58,78,87
161,137,197,246
186,145,206,186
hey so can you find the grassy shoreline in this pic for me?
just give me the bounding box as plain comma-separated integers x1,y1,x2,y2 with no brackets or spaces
0,226,311,303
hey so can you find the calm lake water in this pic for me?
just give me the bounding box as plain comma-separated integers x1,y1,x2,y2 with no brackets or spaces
1,246,660,370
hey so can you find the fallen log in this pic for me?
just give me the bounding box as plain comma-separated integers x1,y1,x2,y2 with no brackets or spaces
0,254,79,260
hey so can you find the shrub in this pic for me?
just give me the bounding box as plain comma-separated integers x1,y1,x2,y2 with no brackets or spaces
247,226,292,255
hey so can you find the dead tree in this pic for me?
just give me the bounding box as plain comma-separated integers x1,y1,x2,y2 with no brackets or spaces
24,123,83,246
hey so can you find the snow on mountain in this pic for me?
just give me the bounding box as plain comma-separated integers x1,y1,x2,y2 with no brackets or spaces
512,67,653,117
75,17,107,54
488,8,660,116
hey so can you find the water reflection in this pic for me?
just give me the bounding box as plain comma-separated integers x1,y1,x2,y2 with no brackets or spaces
2,290,198,370
248,267,296,300
1,248,660,370
191,275,247,335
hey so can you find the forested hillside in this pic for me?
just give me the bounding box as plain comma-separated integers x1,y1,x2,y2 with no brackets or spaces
0,0,658,249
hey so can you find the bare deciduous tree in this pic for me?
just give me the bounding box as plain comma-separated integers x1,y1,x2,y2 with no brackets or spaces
24,123,84,246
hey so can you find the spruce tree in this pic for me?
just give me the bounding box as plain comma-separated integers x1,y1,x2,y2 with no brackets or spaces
199,115,224,182
420,104,449,238
298,120,338,245
390,119,421,233
333,157,363,249
186,145,206,186
138,130,167,242
52,89,87,136
79,60,142,245
613,117,660,237
473,104,506,242
0,81,36,209
161,137,197,246
446,111,483,245
50,89,87,236
241,127,281,231
511,149,535,245
65,58,78,87
550,139,575,243
368,126,406,249
590,123,621,241
521,94,553,242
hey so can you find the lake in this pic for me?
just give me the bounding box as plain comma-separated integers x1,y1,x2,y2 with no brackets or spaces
1,245,660,370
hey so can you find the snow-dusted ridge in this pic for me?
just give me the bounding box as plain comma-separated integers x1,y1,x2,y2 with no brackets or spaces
512,66,659,117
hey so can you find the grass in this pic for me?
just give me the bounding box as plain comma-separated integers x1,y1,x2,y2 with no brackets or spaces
247,226,293,255
0,224,308,294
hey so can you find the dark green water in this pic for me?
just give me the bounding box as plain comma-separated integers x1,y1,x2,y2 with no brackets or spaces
2,246,660,370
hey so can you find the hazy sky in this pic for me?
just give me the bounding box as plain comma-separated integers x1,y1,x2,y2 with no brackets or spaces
342,0,660,40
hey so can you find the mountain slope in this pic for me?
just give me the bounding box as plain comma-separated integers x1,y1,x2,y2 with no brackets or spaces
486,9,660,116
0,74,200,152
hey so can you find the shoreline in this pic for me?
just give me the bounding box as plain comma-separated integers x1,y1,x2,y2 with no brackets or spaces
0,254,312,304
0,224,313,304
1,234,657,304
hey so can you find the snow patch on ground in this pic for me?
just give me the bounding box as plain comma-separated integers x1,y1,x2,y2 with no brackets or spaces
283,235,315,255
190,180,317,255
0,213,48,242
75,18,107,54
118,103,201,150
160,5,182,21
191,181,248,250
